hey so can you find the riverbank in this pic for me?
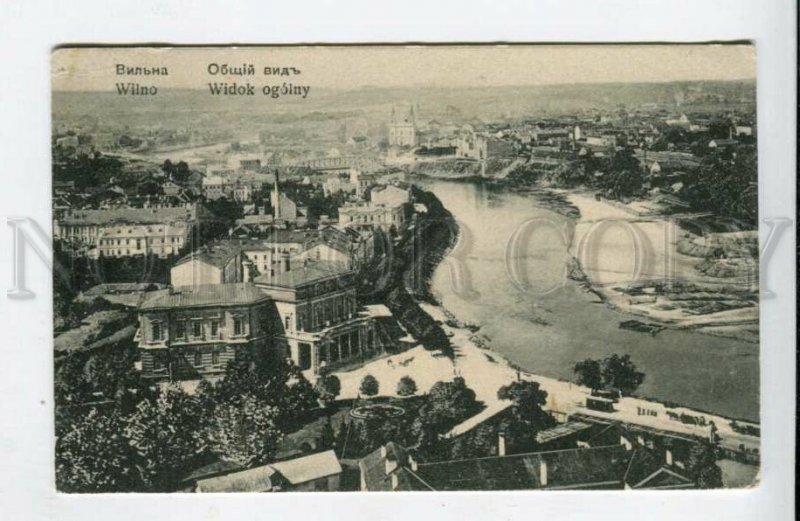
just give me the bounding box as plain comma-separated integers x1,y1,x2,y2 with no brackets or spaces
331,297,760,480
561,190,759,343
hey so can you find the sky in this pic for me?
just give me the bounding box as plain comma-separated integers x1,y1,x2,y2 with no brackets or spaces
52,44,756,92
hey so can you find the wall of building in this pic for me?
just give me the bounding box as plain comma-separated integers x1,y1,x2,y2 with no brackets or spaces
138,302,274,380
171,261,223,287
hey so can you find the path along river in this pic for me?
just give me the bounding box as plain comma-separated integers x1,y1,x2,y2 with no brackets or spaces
419,177,759,422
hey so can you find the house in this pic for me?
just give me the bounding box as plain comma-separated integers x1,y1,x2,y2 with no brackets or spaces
337,202,406,233
359,441,695,491
54,206,199,258
136,283,274,381
254,260,380,375
665,113,691,127
323,174,356,196
193,450,342,492
370,184,411,207
238,158,262,171
233,214,276,235
585,133,618,147
170,241,245,287
708,138,738,150
202,175,228,200
348,169,378,199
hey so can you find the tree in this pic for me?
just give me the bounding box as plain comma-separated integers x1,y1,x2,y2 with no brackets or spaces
56,407,142,492
574,354,645,396
319,417,336,451
601,354,645,396
497,380,555,453
216,349,318,429
315,374,342,405
396,376,418,397
203,393,284,467
359,374,380,397
688,442,723,489
497,380,553,428
450,423,498,460
123,387,207,490
573,359,604,391
412,377,483,459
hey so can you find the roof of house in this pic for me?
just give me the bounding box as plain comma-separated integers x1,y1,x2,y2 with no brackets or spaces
535,421,595,444
196,464,277,492
269,450,342,485
358,443,434,491
59,206,197,226
413,445,630,491
173,241,243,269
194,450,342,493
83,282,164,296
140,283,269,311
361,443,638,491
253,260,352,289
623,448,694,489
231,229,352,256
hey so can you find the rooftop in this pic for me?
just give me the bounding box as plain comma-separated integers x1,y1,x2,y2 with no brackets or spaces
59,206,197,226
360,443,639,491
535,421,595,444
194,450,342,492
254,260,352,289
413,445,630,491
173,241,243,269
269,450,342,485
140,283,269,311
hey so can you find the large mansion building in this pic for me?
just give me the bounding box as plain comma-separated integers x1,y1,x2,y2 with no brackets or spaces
138,260,382,381
254,261,378,374
54,206,199,258
137,283,273,381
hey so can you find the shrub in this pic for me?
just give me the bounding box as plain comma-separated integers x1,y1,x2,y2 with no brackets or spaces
396,376,418,397
359,374,380,397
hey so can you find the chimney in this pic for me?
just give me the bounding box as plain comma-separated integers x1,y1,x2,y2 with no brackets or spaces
665,449,673,466
409,456,418,472
242,259,252,282
497,431,507,456
539,460,548,487
380,445,387,458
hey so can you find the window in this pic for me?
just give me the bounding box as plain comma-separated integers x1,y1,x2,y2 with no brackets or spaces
233,317,244,336
210,320,219,337
151,321,162,342
284,315,292,331
192,321,203,338
194,350,202,366
298,343,312,370
212,349,220,365
175,321,186,339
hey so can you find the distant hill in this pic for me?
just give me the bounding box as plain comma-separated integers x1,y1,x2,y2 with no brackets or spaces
52,79,756,131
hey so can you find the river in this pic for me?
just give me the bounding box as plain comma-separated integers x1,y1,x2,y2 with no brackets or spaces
419,177,759,422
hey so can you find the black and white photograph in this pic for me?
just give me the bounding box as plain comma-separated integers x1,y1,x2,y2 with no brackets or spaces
50,44,762,493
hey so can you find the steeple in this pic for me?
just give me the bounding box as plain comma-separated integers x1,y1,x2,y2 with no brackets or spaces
272,170,281,219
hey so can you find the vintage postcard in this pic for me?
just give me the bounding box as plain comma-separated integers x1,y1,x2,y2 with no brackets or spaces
51,44,760,493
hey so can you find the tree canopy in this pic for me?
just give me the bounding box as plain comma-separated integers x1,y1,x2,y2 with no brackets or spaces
574,354,645,396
